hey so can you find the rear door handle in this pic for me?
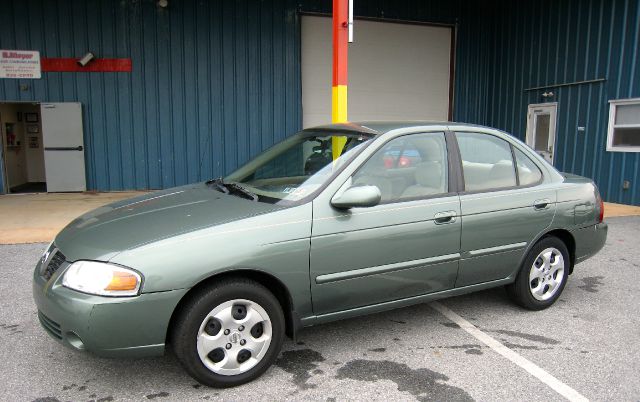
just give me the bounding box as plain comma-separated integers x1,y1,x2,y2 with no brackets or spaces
434,211,457,225
533,198,551,210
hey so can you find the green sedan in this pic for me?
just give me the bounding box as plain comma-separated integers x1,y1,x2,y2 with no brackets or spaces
33,122,607,387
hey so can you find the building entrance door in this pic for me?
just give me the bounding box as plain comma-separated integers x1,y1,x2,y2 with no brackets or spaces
526,103,557,164
41,102,86,192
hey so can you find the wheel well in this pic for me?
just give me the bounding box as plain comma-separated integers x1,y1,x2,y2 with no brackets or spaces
544,229,576,273
166,270,296,346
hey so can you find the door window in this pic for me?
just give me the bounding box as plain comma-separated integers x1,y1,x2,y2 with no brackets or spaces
534,114,550,151
455,132,516,191
352,133,448,202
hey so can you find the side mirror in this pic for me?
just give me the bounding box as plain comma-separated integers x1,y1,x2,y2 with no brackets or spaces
331,185,381,209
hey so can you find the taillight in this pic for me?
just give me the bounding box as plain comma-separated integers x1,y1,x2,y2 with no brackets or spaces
595,186,604,223
398,156,411,167
598,197,604,223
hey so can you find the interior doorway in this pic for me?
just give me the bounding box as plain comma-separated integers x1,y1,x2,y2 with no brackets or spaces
0,102,46,193
1,101,86,194
526,103,557,165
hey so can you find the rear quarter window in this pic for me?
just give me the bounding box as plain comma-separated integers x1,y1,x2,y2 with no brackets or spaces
514,147,543,186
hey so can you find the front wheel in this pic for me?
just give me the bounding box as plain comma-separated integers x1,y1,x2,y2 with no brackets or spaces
171,278,285,387
507,236,570,310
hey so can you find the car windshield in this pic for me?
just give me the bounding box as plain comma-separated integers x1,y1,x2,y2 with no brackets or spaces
224,130,374,205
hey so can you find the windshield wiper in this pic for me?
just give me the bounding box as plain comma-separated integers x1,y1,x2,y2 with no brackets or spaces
227,182,259,202
206,177,229,194
205,177,258,202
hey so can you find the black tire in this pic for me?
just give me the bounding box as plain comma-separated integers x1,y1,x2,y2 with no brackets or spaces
506,236,571,310
171,278,285,387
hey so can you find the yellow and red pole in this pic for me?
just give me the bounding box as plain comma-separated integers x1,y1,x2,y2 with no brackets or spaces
331,0,349,159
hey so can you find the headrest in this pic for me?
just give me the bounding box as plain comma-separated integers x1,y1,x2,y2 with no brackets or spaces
412,137,444,161
490,160,515,178
414,162,443,189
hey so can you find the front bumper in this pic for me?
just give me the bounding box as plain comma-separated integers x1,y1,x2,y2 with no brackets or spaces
33,258,189,358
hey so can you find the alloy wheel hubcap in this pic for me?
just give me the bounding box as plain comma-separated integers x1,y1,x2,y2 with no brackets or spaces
529,247,565,301
196,299,272,375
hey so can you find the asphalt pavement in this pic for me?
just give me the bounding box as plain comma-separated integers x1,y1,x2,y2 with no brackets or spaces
1,216,638,401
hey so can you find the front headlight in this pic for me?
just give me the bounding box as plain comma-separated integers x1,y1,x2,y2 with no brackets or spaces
62,261,142,297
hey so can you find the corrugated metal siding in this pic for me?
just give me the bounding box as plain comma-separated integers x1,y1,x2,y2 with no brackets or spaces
1,0,638,205
0,0,301,191
0,0,466,193
454,0,640,205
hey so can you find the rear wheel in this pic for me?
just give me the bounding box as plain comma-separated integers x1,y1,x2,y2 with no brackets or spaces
507,236,570,310
171,278,285,387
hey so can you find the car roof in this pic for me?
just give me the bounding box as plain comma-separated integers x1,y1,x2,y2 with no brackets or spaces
306,121,492,135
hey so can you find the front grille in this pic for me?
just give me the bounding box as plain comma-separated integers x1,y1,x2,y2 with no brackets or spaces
42,250,66,280
38,311,62,339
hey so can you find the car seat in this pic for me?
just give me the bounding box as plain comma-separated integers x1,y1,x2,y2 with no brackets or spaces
400,162,444,197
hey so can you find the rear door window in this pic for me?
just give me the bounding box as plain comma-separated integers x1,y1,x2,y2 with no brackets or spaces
455,132,517,191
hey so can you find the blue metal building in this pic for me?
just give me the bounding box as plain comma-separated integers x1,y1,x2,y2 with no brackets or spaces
0,0,638,204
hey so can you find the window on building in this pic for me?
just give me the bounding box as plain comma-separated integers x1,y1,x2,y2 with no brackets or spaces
455,132,517,191
607,99,640,152
352,133,448,202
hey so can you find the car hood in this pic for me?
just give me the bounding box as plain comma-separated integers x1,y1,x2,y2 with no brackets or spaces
54,183,285,261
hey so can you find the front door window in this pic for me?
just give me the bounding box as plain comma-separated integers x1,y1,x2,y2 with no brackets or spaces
351,132,448,203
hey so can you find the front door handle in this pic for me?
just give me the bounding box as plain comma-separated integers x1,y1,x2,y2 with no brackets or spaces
533,198,551,210
434,211,457,225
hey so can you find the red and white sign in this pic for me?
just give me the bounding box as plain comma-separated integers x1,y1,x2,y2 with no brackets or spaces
0,50,41,79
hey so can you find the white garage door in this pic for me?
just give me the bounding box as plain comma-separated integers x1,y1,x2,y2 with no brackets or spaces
301,16,452,128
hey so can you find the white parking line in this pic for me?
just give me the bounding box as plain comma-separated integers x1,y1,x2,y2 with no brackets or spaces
429,301,588,402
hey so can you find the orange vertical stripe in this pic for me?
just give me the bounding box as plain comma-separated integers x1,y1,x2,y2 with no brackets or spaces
332,0,349,159
332,0,349,88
